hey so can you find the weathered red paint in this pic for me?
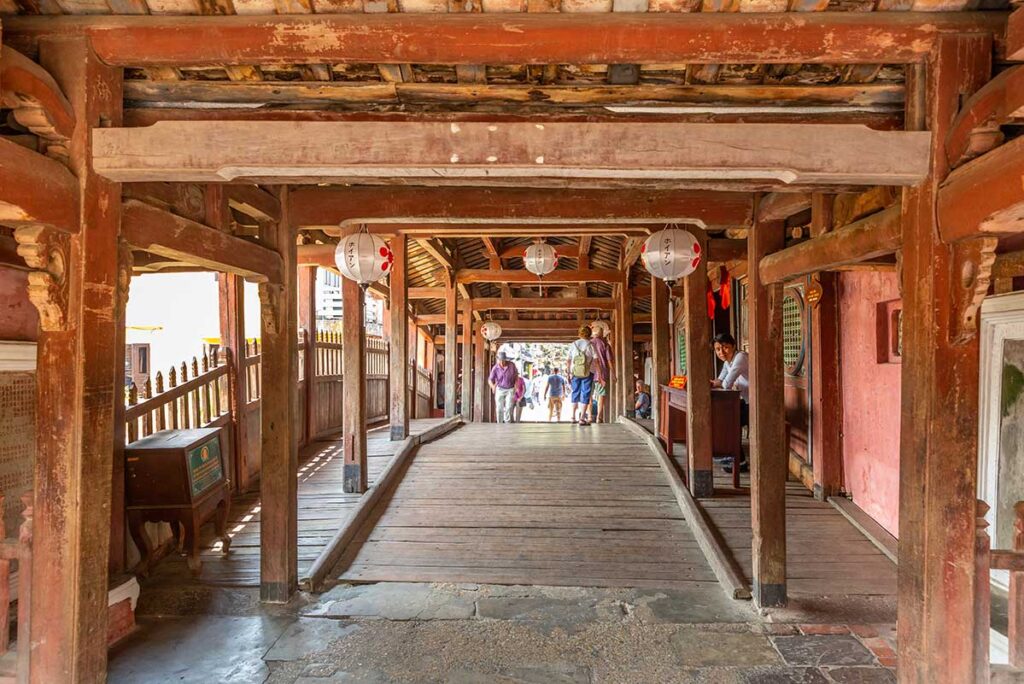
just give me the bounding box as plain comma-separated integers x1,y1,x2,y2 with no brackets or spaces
0,270,38,342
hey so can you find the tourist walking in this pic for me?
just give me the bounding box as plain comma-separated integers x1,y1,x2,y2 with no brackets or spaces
567,325,596,426
544,368,566,421
488,351,519,423
589,325,614,423
512,373,527,423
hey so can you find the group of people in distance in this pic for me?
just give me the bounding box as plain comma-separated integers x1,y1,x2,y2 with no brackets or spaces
487,323,615,426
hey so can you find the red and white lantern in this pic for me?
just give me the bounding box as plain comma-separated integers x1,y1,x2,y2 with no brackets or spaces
523,242,558,277
640,227,701,284
334,232,393,287
481,322,503,341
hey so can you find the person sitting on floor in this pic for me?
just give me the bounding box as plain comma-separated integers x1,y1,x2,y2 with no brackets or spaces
710,332,749,474
634,380,651,419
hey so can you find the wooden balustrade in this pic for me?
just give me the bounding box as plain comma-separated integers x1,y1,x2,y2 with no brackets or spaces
0,493,34,681
977,499,1024,680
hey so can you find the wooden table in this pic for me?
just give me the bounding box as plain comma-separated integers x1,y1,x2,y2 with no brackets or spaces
658,386,744,489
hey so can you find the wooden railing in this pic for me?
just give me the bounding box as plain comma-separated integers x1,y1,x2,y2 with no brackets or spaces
0,494,33,682
366,336,388,422
126,349,231,442
977,499,1024,680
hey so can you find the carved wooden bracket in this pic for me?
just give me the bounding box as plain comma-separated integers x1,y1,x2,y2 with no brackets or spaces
258,282,284,335
948,236,997,346
117,238,134,312
0,46,76,164
14,225,70,332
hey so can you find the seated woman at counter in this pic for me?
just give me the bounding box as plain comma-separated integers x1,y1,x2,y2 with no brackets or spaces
710,333,749,473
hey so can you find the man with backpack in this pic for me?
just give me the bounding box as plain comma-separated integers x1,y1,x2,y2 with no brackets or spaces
567,325,596,426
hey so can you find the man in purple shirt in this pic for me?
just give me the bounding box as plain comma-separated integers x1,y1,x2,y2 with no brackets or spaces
488,351,519,423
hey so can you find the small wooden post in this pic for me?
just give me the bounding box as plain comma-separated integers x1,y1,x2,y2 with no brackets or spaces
298,265,318,446
259,192,299,603
684,229,714,498
619,287,635,418
749,207,788,608
218,272,248,491
461,299,474,419
444,279,458,418
1011,502,1024,668
474,326,487,422
389,235,410,440
974,500,993,683
650,279,670,426
342,276,368,492
809,193,843,499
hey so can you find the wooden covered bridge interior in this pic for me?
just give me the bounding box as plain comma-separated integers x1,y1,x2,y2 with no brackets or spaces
0,2,1022,682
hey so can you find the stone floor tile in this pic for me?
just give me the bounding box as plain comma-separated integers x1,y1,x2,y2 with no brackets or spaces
771,635,877,667
309,583,476,621
671,630,784,668
740,667,831,683
799,624,850,636
825,666,897,683
264,619,361,661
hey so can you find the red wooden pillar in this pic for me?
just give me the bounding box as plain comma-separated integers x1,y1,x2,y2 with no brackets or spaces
619,287,634,417
389,235,409,440
749,208,788,608
444,280,458,418
461,299,473,419
218,273,249,492
298,265,317,445
28,36,123,682
897,35,992,683
684,229,714,498
474,327,487,421
650,279,670,425
808,194,843,500
259,192,298,603
342,276,368,492
110,240,131,576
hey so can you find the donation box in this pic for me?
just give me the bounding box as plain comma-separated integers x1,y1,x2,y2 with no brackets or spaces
125,427,232,575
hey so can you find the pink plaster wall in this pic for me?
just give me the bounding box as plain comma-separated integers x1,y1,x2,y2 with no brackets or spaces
0,269,37,342
839,271,901,537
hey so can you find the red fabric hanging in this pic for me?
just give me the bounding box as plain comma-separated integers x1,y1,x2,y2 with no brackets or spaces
706,280,716,320
719,265,732,310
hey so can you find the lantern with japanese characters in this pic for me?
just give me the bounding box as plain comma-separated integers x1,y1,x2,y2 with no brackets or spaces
334,230,393,289
523,242,558,277
481,322,503,341
640,227,701,286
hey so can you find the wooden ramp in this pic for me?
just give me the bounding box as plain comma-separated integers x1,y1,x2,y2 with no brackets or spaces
145,418,447,587
335,422,720,589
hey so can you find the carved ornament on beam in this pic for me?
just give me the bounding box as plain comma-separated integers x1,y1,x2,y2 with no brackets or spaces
14,225,70,332
949,236,998,345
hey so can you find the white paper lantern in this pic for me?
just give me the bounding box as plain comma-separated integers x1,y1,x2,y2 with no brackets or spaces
590,320,611,337
334,232,393,286
481,322,503,341
523,242,558,277
640,227,701,283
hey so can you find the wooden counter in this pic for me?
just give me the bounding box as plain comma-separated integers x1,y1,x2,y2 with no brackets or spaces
658,385,743,488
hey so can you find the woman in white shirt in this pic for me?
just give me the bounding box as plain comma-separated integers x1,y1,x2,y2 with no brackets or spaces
711,332,749,473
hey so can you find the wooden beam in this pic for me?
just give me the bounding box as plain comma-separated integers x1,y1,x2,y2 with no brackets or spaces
389,235,409,441
92,121,932,187
1009,7,1023,62
758,205,900,284
708,238,747,262
938,136,1024,243
342,275,367,493
409,286,446,299
749,211,788,609
944,66,1024,169
5,13,1006,67
121,199,284,283
121,79,907,111
474,319,600,332
898,36,992,683
472,297,615,310
684,230,713,498
225,184,281,223
757,192,812,222
0,137,80,233
290,187,752,230
457,269,625,285
258,193,298,603
993,250,1024,279
0,45,75,143
444,282,458,419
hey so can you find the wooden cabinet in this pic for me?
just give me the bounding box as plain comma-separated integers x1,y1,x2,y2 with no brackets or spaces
125,427,232,575
658,386,744,488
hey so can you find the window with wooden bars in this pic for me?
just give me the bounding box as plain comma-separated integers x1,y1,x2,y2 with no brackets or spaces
782,289,806,376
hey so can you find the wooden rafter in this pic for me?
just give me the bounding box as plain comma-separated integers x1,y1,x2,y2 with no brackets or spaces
225,184,281,223
122,199,283,283
472,297,615,310
759,205,900,284
92,121,931,187
457,268,625,284
0,137,80,234
938,137,1024,244
289,187,752,230
1010,7,1023,62
757,192,812,222
4,13,1006,67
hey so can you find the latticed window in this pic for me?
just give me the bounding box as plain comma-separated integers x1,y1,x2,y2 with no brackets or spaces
782,290,805,376
677,328,687,376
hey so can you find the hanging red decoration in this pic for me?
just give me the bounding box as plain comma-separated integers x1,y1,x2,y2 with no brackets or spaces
706,280,716,320
719,265,732,310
